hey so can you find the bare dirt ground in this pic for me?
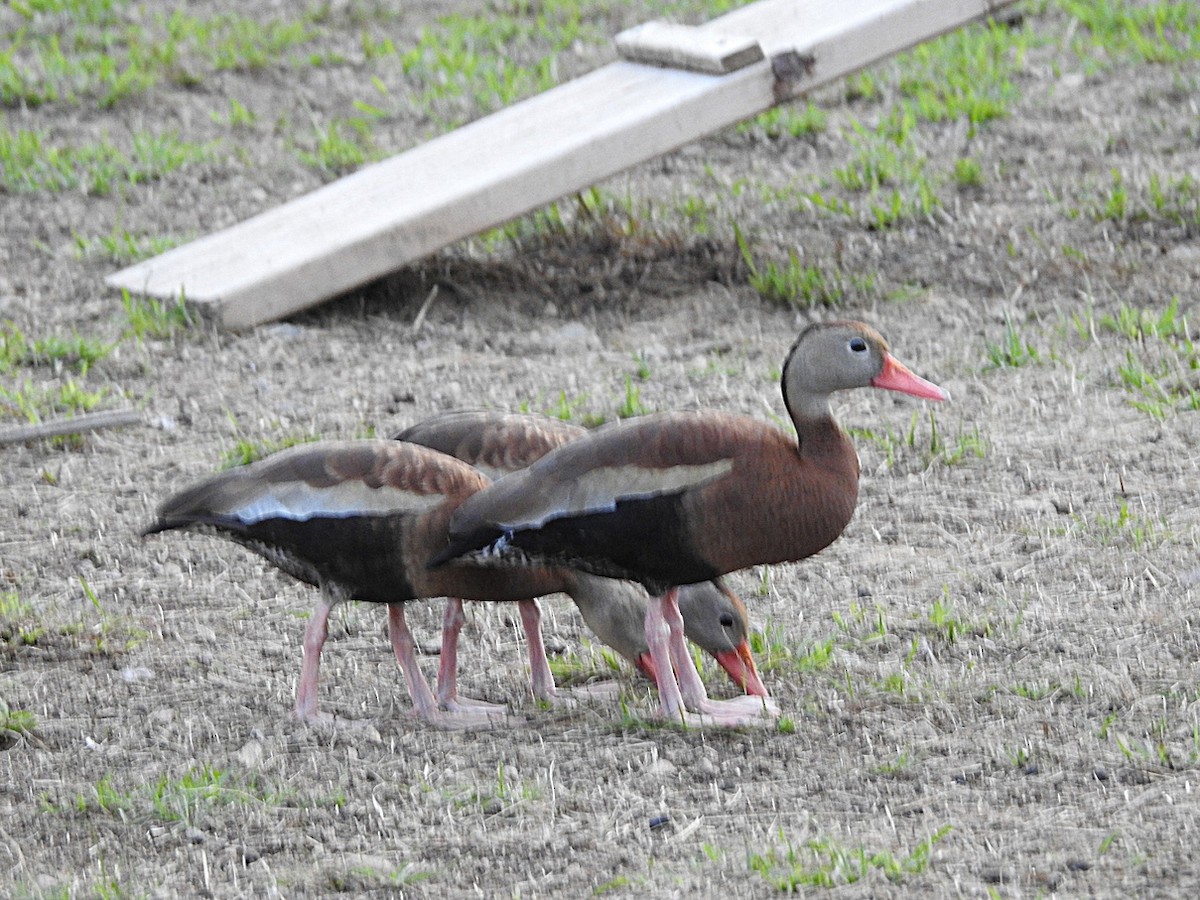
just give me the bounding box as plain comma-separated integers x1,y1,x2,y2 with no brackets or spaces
3,1,1200,896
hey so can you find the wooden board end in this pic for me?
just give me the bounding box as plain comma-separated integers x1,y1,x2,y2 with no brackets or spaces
615,22,765,75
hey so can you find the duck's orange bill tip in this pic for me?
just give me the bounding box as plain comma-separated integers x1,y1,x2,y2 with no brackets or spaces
872,354,949,402
715,642,770,697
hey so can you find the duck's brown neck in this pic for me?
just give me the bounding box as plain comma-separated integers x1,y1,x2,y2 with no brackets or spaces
792,407,860,482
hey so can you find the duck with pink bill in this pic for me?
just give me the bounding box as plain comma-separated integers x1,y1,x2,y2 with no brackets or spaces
432,321,949,726
143,439,695,727
393,410,768,707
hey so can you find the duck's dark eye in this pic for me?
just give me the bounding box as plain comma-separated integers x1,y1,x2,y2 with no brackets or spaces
849,337,868,353
719,613,735,627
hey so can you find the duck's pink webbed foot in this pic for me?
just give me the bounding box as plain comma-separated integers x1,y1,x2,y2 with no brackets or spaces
388,602,516,729
647,590,780,728
432,600,506,720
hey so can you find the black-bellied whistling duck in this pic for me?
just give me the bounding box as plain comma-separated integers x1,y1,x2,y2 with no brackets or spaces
142,440,675,726
394,410,767,702
432,321,948,726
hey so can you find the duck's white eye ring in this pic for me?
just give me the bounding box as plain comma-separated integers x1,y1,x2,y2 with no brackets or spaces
849,337,868,353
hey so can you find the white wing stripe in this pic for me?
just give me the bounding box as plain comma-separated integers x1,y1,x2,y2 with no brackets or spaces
503,460,731,529
232,481,442,523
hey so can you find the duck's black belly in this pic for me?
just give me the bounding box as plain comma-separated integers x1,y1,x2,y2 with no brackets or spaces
511,493,717,595
228,514,414,603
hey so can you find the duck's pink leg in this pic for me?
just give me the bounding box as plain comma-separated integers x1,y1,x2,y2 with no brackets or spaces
660,590,782,726
387,603,441,720
646,590,687,721
293,589,336,722
435,598,466,706
518,599,558,702
435,599,505,712
665,594,713,711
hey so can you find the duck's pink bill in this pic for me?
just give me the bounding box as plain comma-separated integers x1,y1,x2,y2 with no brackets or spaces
635,652,658,682
872,354,949,402
714,641,769,697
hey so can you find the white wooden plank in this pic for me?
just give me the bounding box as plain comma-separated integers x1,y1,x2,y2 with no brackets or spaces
107,0,1018,328
615,22,764,74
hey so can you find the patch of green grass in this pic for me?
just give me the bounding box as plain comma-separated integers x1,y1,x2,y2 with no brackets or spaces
297,115,376,175
210,97,257,128
1,582,145,656
1105,296,1189,340
220,429,320,469
832,115,908,192
878,668,915,700
1007,745,1033,768
447,763,542,813
743,101,827,139
1012,681,1056,700
831,600,890,644
0,695,37,746
327,862,433,892
749,824,952,889
0,591,45,647
593,874,633,895
850,410,987,472
0,4,323,108
1144,172,1200,229
925,593,964,643
0,376,110,426
830,114,942,228
5,327,113,376
953,156,984,188
615,375,649,419
148,764,249,825
398,0,599,126
736,224,873,308
1074,296,1190,342
121,290,195,341
845,69,882,103
476,185,696,265
1101,719,1175,768
538,389,595,425
676,192,714,234
872,749,914,776
1089,169,1200,231
481,199,568,250
2,319,116,375
549,647,604,685
1060,0,1200,67
749,623,834,676
0,125,209,195
533,371,657,428
165,10,319,73
67,764,294,828
1088,498,1167,550
984,317,1043,368
0,0,155,107
79,575,150,654
73,226,182,264
1070,298,1200,417
898,19,1025,126
1116,342,1200,419
37,333,111,375
920,410,988,467
75,773,131,816
773,18,1025,230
